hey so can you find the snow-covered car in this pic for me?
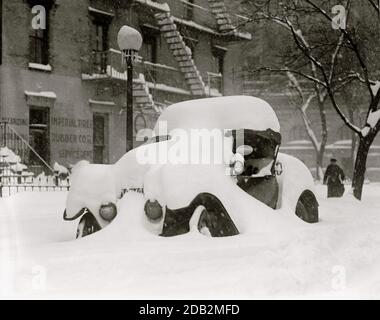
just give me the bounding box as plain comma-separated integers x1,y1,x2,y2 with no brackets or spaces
63,96,319,238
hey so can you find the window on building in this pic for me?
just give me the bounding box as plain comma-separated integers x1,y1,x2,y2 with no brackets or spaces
141,27,159,81
212,47,225,75
29,107,50,166
141,33,158,63
185,0,195,21
29,6,50,65
90,12,111,73
289,125,309,141
93,113,109,164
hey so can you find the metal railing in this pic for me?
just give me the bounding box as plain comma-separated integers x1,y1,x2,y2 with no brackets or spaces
82,49,189,92
136,60,188,92
178,0,250,35
0,121,54,175
179,0,218,30
0,172,70,197
0,121,69,197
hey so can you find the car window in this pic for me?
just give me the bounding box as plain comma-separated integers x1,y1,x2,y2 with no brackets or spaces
232,129,281,160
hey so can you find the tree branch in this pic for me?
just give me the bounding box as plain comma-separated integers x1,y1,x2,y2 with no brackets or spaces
305,0,375,100
250,67,327,87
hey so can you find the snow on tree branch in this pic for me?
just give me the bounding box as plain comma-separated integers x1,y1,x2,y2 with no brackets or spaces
371,81,380,97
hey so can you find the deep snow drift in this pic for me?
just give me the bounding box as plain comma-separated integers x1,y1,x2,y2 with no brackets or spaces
1,184,380,299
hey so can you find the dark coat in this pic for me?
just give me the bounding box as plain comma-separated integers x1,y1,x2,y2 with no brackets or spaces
323,164,345,198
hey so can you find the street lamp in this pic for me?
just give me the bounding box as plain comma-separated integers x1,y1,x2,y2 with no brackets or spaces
117,25,143,152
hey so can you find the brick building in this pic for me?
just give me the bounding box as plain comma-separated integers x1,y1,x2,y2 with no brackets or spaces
0,0,250,170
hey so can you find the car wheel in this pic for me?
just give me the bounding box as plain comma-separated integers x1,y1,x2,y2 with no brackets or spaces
161,193,239,237
195,193,239,237
76,212,101,238
295,190,319,223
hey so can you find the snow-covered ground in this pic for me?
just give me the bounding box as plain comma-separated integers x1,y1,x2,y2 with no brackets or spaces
1,184,380,299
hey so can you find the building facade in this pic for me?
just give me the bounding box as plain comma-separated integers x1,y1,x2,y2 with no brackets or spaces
0,0,250,171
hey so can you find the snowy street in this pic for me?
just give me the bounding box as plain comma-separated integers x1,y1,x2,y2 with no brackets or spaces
1,184,380,299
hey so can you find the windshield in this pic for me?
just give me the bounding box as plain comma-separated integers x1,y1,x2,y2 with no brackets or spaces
232,129,281,159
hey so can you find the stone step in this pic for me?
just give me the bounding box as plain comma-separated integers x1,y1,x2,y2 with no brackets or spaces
184,72,200,79
169,43,184,50
160,24,177,32
190,82,205,89
163,30,181,38
187,78,203,84
209,2,225,8
155,10,206,97
172,48,190,56
166,36,183,44
135,97,151,104
178,60,195,67
174,55,192,62
210,7,227,14
156,17,174,26
180,66,197,73
192,89,206,96
220,25,234,31
154,12,170,20
134,91,149,97
215,13,229,19
217,18,230,25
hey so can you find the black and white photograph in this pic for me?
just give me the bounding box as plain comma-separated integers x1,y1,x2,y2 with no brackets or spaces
0,0,380,301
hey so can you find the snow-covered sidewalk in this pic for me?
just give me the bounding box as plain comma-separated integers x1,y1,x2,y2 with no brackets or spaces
1,184,380,299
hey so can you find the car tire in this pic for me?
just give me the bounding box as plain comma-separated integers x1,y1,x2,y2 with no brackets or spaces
161,193,239,237
76,212,101,238
295,190,319,223
195,194,239,237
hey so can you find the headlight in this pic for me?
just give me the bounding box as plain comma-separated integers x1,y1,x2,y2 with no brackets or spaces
99,203,117,222
234,160,245,175
144,200,163,221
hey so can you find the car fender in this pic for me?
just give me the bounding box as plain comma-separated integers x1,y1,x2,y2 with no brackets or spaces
144,162,296,234
64,143,153,224
276,152,317,213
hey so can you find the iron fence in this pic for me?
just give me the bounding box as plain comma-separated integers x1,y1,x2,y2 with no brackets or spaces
0,121,69,197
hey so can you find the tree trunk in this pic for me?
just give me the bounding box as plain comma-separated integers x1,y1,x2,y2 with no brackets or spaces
316,150,324,181
352,133,375,200
316,98,328,181
348,107,357,177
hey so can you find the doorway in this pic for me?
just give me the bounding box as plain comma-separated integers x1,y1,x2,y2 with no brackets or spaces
29,107,50,169
93,113,109,164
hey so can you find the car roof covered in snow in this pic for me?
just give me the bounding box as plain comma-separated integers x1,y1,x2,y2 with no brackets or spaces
154,96,280,133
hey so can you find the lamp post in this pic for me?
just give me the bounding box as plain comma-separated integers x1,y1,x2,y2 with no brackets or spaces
117,25,143,152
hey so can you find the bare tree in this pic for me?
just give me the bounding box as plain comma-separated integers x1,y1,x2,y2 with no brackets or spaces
303,0,380,200
241,0,356,181
285,72,326,180
241,0,380,199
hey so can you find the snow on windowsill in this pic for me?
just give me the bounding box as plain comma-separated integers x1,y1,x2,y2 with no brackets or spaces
28,63,52,72
89,99,116,106
134,0,170,12
88,6,115,17
24,90,57,99
146,81,191,95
